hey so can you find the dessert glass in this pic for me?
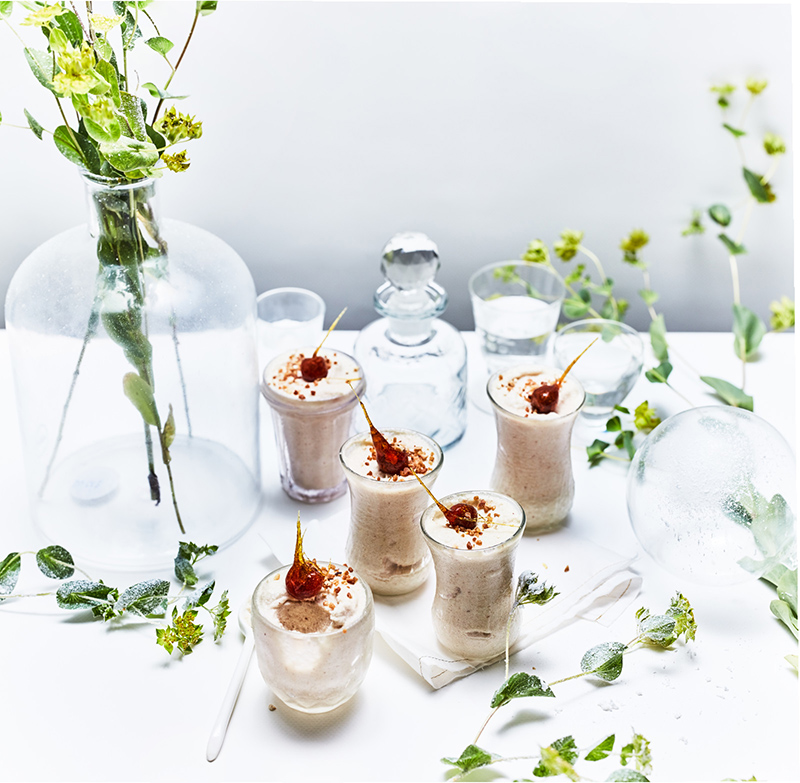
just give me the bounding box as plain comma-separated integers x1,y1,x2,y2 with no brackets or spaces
251,564,375,713
261,348,365,502
420,490,526,659
340,429,444,595
488,365,585,532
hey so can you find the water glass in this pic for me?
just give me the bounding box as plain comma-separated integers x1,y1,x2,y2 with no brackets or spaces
256,287,325,366
469,262,565,375
553,319,644,420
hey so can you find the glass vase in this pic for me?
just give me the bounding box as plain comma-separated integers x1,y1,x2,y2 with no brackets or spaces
5,173,262,570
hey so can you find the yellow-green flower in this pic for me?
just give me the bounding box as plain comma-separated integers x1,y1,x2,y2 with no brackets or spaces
634,401,661,433
620,229,649,253
769,297,794,331
20,3,66,26
764,133,786,156
89,14,124,34
553,229,583,262
162,151,191,172
746,78,768,95
155,106,203,144
53,42,105,97
521,239,550,265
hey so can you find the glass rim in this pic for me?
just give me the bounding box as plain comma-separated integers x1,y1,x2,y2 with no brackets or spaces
555,317,644,340
251,563,374,638
485,365,586,419
419,490,526,552
339,428,444,481
260,348,365,411
257,286,325,306
467,260,566,299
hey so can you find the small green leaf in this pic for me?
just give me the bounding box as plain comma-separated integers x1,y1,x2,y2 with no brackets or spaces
197,0,218,15
606,770,649,782
708,203,732,227
580,641,626,681
115,579,170,617
681,210,705,236
441,745,497,774
587,439,611,467
141,82,188,101
638,289,659,307
24,48,58,93
638,613,677,647
722,123,746,138
146,36,174,56
606,416,622,433
182,580,215,610
83,116,122,144
99,135,159,173
0,552,21,600
700,376,754,410
732,303,767,360
0,2,13,20
718,233,746,255
56,580,117,611
614,430,636,460
644,360,672,384
36,545,75,579
123,372,159,427
490,672,555,708
514,571,559,608
23,109,44,139
174,556,198,587
743,168,775,203
648,314,669,361
54,9,84,47
585,734,615,762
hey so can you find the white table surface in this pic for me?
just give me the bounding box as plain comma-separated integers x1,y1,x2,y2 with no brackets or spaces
0,329,797,783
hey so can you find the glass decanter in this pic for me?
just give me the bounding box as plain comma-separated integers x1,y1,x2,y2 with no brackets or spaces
353,232,467,449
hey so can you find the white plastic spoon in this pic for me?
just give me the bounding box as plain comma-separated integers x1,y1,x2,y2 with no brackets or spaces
206,601,254,762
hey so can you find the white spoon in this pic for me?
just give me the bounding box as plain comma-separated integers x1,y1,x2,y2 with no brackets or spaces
206,601,254,762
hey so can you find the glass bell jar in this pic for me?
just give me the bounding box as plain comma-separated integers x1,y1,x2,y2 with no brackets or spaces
354,232,467,449
5,174,262,571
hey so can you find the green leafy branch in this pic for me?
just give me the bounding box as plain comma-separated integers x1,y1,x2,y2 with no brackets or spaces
444,730,654,782
0,541,229,656
586,401,661,468
683,78,793,391
451,590,696,781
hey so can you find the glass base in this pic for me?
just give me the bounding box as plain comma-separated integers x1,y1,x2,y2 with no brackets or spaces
279,475,348,504
36,434,261,571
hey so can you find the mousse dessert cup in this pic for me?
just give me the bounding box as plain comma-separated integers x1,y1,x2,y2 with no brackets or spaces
488,365,585,532
251,561,375,713
261,347,365,502
420,490,526,659
340,429,444,595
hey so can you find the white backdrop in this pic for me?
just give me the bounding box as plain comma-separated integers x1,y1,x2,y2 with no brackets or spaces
0,1,794,332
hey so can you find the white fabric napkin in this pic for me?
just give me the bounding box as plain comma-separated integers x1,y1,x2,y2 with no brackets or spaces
258,511,641,689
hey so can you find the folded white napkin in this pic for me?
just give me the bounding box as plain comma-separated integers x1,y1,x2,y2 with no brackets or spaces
258,511,641,690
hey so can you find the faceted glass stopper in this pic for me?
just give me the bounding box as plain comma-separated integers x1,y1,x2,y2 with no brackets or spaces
381,232,440,291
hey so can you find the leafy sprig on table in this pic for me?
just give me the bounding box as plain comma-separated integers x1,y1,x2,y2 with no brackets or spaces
586,401,661,467
443,585,697,781
0,541,228,655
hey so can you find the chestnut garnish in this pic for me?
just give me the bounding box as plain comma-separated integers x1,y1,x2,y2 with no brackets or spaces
529,338,597,414
299,307,347,382
348,382,409,475
285,515,325,600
